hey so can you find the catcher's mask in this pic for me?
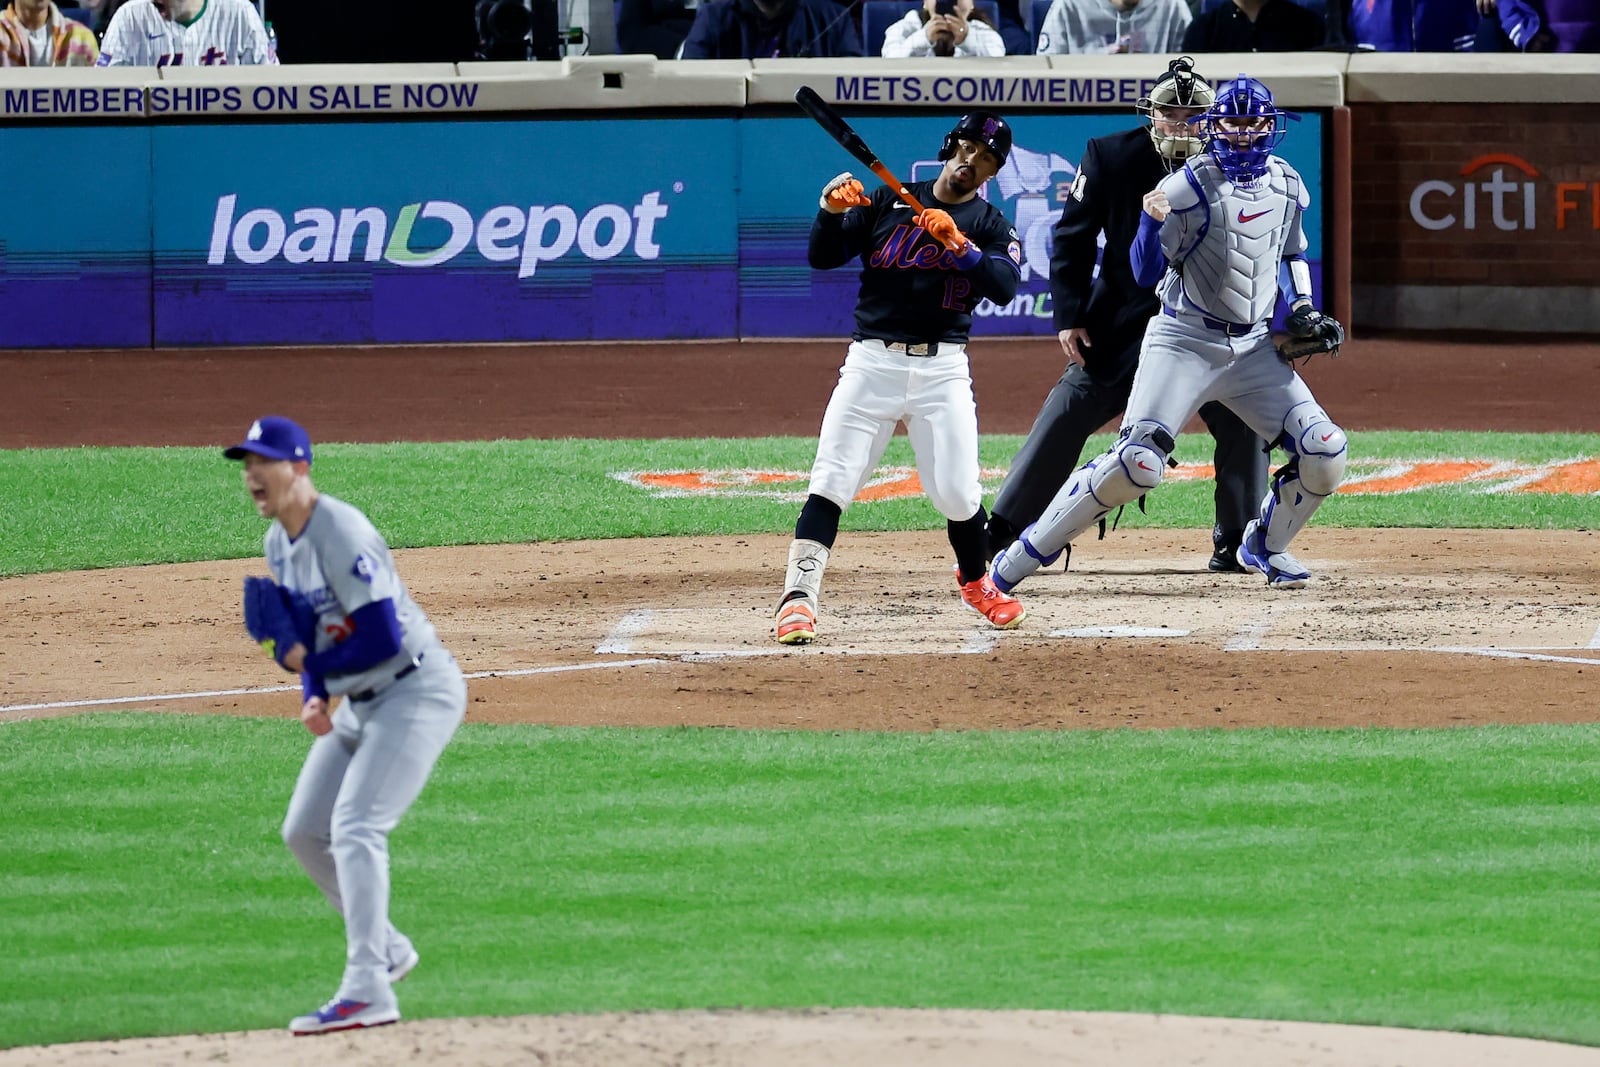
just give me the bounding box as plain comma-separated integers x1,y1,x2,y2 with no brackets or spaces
1135,56,1214,164
939,111,1012,169
1202,75,1289,184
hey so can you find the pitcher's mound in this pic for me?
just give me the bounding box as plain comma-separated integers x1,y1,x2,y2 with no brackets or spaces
7,1009,1600,1067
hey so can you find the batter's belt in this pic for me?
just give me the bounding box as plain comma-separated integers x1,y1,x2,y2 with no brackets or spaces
863,339,966,358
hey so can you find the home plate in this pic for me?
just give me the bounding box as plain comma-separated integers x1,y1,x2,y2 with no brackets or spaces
1049,625,1191,639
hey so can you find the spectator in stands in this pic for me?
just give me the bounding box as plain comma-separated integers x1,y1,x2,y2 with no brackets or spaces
0,0,98,64
883,0,1006,55
618,0,698,57
79,0,126,35
680,0,862,56
1182,0,1325,49
1035,0,1191,54
97,0,272,64
1333,0,1477,49
1493,0,1597,51
988,0,1031,51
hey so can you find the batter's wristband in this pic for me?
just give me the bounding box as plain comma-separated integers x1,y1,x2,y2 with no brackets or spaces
952,241,983,270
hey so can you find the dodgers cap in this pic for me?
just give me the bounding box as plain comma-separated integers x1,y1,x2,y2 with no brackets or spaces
223,416,313,464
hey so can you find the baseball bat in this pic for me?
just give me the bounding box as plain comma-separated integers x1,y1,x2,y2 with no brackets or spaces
794,85,928,215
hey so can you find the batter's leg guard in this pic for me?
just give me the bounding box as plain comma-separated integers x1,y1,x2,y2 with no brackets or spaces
776,538,828,644
989,422,1174,594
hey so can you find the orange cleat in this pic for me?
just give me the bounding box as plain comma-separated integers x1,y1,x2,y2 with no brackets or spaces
956,567,1025,629
775,598,817,644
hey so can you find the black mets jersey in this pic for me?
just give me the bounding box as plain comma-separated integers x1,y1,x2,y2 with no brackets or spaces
808,180,1022,346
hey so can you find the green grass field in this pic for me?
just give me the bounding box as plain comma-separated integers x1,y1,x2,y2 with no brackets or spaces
3,717,1598,1049
0,430,1595,576
2,430,1597,1050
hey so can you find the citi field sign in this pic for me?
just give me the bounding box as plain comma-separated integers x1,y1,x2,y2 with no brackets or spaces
1409,153,1600,232
205,191,672,277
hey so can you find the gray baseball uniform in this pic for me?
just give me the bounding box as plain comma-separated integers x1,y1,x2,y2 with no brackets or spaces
990,148,1347,593
272,495,465,1007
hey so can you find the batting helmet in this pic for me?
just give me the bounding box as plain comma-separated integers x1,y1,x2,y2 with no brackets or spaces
939,112,1012,168
1135,56,1215,164
1202,74,1289,184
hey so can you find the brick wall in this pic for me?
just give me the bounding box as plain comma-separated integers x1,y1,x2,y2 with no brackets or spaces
1351,104,1600,289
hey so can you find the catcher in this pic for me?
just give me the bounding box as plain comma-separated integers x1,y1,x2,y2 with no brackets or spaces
989,73,1347,595
226,415,467,1036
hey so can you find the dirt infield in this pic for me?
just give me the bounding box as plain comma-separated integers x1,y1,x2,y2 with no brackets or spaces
4,529,1598,729
4,335,1599,1064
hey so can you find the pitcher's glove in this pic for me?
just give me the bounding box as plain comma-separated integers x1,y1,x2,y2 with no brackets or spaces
819,172,869,214
243,576,314,671
1278,305,1345,362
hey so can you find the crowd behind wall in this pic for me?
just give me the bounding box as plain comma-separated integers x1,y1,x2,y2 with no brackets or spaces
3,0,1594,68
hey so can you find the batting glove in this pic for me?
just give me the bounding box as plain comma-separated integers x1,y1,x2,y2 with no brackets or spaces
820,172,869,214
917,208,982,268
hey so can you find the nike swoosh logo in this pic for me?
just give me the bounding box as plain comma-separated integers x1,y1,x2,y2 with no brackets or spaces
1136,461,1154,471
892,202,910,210
1320,433,1335,441
1237,209,1272,224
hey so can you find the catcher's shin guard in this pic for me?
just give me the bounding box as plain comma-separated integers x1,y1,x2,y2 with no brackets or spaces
990,423,1172,593
776,539,828,644
1254,402,1347,552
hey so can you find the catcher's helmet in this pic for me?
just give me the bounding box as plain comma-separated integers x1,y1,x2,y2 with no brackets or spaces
939,111,1012,168
1202,75,1289,184
1135,56,1215,164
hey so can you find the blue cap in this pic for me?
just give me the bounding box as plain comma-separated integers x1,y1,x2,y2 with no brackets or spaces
223,416,313,464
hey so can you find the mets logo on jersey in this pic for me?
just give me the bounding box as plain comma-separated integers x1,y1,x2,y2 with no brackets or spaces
352,555,375,583
870,225,967,270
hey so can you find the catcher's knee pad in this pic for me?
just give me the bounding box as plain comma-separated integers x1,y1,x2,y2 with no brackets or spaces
1108,421,1176,496
1280,402,1347,496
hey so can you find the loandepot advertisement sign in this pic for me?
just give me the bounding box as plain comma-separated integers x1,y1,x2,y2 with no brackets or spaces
0,110,1324,346
152,118,735,345
205,192,672,277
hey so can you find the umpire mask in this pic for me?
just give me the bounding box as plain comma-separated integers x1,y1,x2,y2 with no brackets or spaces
1136,56,1215,164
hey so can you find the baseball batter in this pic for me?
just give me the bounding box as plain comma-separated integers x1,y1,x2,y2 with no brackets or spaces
97,0,272,66
775,111,1027,645
989,75,1347,596
224,416,466,1036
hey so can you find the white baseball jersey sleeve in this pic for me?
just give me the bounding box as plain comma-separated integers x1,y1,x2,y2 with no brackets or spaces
97,0,271,66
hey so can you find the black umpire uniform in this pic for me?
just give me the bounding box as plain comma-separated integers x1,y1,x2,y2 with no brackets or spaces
987,126,1269,570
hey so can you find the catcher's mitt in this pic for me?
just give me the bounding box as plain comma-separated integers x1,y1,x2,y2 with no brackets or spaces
1277,305,1345,363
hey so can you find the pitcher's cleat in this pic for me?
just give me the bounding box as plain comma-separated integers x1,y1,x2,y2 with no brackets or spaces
289,998,400,1036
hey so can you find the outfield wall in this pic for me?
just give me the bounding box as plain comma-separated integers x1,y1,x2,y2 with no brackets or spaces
0,53,1591,347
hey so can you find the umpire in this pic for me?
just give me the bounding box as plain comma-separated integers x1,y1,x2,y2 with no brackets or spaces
986,57,1268,572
